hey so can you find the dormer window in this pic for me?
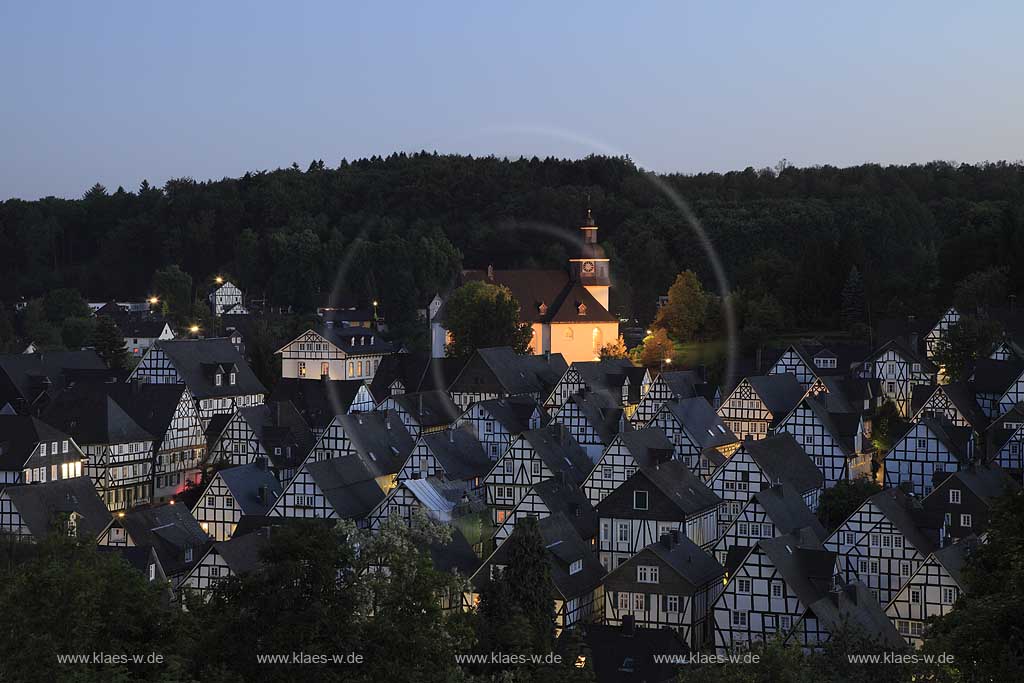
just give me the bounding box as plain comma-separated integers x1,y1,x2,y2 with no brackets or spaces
569,559,583,575
215,373,223,387
185,546,193,563
229,372,237,386
538,302,548,316
577,303,587,316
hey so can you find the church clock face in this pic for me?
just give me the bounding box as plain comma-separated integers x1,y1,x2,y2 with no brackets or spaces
582,260,595,274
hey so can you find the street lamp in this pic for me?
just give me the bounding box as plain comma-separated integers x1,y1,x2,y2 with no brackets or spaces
189,325,200,335
148,296,159,306
214,276,224,285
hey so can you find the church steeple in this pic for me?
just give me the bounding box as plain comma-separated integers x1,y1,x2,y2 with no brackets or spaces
568,206,611,309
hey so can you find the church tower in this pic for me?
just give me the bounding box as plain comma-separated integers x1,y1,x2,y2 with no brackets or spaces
568,208,611,310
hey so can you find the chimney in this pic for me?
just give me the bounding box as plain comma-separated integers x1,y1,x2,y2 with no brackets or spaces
418,393,424,417
621,614,635,636
256,485,268,505
670,529,681,544
448,428,455,444
487,265,494,281
273,402,281,427
660,533,672,549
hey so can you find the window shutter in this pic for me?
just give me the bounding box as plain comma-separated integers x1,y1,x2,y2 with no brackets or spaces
645,594,650,610
661,595,668,611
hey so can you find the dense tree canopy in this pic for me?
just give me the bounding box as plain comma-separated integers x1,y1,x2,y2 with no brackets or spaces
444,281,533,357
3,156,1024,342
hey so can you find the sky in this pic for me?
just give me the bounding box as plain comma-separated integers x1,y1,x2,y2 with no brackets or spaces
2,1,1022,200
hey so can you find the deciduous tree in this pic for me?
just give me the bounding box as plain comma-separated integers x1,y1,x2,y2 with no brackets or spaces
444,281,532,357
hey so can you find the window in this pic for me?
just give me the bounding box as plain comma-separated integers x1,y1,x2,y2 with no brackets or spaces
633,490,649,510
882,535,892,549
771,582,782,599
229,372,237,386
911,622,923,637
901,562,911,577
503,460,513,474
618,592,630,609
749,523,760,537
624,467,636,478
637,566,659,583
531,461,541,477
485,421,494,433
910,588,922,604
780,615,791,630
912,363,921,373
949,489,961,504
898,620,909,635
894,536,904,549
942,587,958,605
731,611,748,627
215,374,223,387
569,559,582,575
618,523,629,542
738,522,749,536
185,547,193,563
633,593,645,610
916,438,928,450
737,578,751,593
62,440,69,453
601,523,609,541
667,595,679,612
210,566,221,578
206,495,216,507
960,513,972,528
148,563,156,581
320,362,329,377
844,532,855,545
225,498,234,509
602,466,613,478
870,534,880,547
40,443,46,457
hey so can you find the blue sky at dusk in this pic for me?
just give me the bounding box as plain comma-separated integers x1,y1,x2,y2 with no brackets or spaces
2,1,1022,200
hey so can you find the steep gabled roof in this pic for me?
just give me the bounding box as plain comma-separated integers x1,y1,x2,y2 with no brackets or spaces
388,390,461,428
661,396,737,449
937,464,1020,504
972,357,1024,395
616,428,675,467
807,581,904,649
914,417,973,465
0,415,75,470
752,483,827,542
562,389,628,445
646,534,725,588
800,397,857,457
417,527,480,577
42,382,153,445
332,410,415,479
747,374,805,420
639,459,721,516
758,531,836,608
151,338,266,399
218,462,284,516
306,326,398,356
869,337,938,373
117,502,211,575
520,426,594,486
469,396,542,435
531,477,597,541
911,382,988,430
472,347,568,396
401,477,467,523
420,426,492,482
304,456,386,519
460,269,617,324
744,434,823,494
269,378,365,430
930,535,981,588
868,488,942,555
238,402,315,469
213,530,270,575
3,477,111,539
0,350,107,409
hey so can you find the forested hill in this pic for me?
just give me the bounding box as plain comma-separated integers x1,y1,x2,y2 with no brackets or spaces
2,154,1023,337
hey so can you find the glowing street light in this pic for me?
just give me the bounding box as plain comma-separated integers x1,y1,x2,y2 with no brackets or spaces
148,296,159,305
189,325,200,334
214,276,224,285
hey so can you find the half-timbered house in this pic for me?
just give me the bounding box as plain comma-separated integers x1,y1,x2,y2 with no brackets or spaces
630,369,719,427
483,424,593,524
924,306,960,360
396,425,491,491
909,382,988,431
711,483,826,568
864,338,937,418
971,357,1024,419
192,461,283,541
129,338,267,426
180,529,270,598
454,395,543,461
882,417,973,496
0,476,110,541
208,280,245,317
709,434,824,534
823,488,942,606
0,350,107,415
268,377,366,436
551,388,628,462
775,396,872,488
716,374,805,441
448,346,567,411
767,342,870,390
276,327,397,382
0,415,85,485
544,359,649,416
471,514,605,634
305,410,414,492
207,401,313,484
644,396,739,476
603,531,725,649
884,536,977,647
582,428,673,507
789,581,903,652
268,454,385,524
43,382,155,511
377,390,461,437
922,464,1019,543
366,476,471,530
711,529,839,654
97,502,212,588
597,457,721,569
491,475,596,550
987,403,1024,481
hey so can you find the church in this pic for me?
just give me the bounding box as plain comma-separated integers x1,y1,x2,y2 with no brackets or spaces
430,211,620,364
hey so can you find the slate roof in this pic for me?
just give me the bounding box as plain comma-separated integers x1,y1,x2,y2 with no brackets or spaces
369,353,465,401
938,464,1020,504
869,337,938,373
312,325,398,355
118,317,172,340
800,397,858,456
530,477,598,541
304,456,386,519
746,374,806,421
814,376,883,414
661,396,737,449
470,396,542,434
420,426,492,482
571,624,687,683
451,347,567,397
0,350,107,409
400,477,467,523
971,357,1024,395
645,534,724,588
807,581,904,649
911,382,989,430
930,535,981,587
520,425,594,486
562,389,628,445
389,390,461,428
751,483,827,542
148,338,267,399
42,382,153,446
743,434,824,494
332,410,415,479
213,530,270,575
269,378,365,430
868,488,942,555
758,531,836,608
528,513,606,599
3,477,111,540
769,341,872,377
116,502,211,576
107,383,188,444
460,268,617,324
237,402,314,470
616,428,675,467
913,417,973,464
570,359,644,405
0,415,75,471
639,459,721,516
417,527,480,577
218,462,284,516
